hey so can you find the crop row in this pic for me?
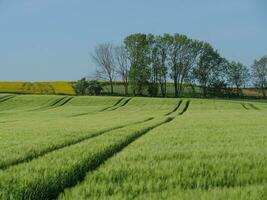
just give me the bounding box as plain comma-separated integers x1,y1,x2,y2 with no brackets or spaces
59,102,267,199
0,96,177,170
0,116,154,170
0,116,172,200
0,98,184,170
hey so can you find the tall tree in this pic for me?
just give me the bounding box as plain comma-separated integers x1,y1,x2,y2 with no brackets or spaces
252,56,267,98
167,33,182,97
147,34,160,96
227,61,249,95
124,34,151,96
156,35,169,97
177,39,203,96
91,43,115,94
168,34,200,97
114,45,130,95
193,42,223,97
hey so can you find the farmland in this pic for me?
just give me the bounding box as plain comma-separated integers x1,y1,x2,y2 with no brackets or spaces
0,94,267,199
0,81,75,95
0,81,263,98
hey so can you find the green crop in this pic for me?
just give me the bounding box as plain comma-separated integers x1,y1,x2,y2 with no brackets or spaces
0,94,267,200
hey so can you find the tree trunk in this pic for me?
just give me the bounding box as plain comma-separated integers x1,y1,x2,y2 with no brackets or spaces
160,83,165,97
174,78,178,98
164,77,167,97
110,80,114,94
203,86,207,98
236,85,240,96
262,87,266,98
124,82,128,96
178,80,183,97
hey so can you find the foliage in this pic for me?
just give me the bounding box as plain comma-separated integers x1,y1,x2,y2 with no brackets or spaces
252,56,267,98
124,33,151,95
74,78,89,95
75,78,103,96
86,80,103,95
87,33,267,99
193,42,225,97
227,61,250,95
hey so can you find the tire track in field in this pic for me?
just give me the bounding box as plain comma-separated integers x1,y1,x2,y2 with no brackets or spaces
0,95,10,101
32,96,73,111
165,100,183,116
240,103,260,111
100,97,125,111
179,100,190,115
68,112,91,118
55,102,190,199
0,117,154,170
109,98,132,111
0,120,17,124
241,103,249,110
29,96,67,111
69,98,126,118
51,96,73,108
249,103,260,110
0,95,16,104
55,116,175,200
0,95,12,101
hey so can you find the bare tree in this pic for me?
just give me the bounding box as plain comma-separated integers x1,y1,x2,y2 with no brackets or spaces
91,43,115,94
114,45,130,95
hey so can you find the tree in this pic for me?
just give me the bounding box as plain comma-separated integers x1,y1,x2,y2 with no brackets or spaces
176,39,203,97
252,56,267,98
227,61,249,95
147,34,159,96
193,42,223,97
75,78,89,95
86,80,103,95
156,35,169,97
167,34,201,97
124,34,151,96
208,58,229,97
91,43,115,94
167,34,181,97
75,78,103,96
114,45,130,95
146,34,169,97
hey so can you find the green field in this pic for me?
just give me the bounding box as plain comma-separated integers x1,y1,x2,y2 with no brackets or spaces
0,94,267,199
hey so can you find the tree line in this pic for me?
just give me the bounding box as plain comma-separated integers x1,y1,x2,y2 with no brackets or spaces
76,33,267,98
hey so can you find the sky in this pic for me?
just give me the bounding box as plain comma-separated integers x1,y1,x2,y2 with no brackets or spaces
0,0,266,81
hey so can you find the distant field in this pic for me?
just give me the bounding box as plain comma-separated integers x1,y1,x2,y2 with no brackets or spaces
0,94,267,199
102,82,263,98
0,81,75,95
0,81,263,98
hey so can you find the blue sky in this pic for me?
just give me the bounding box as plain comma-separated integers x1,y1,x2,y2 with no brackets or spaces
0,0,266,81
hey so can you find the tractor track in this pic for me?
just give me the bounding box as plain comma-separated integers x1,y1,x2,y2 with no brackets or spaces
110,98,132,111
0,117,154,171
165,100,183,116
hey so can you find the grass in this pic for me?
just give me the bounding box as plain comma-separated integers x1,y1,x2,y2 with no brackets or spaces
0,94,267,199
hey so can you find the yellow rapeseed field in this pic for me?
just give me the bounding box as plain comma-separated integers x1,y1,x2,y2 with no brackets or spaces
0,81,75,95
